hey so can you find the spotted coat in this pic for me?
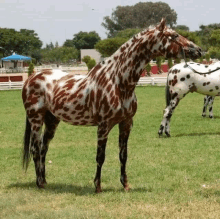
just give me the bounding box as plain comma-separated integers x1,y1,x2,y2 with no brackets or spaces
22,18,202,193
158,61,220,137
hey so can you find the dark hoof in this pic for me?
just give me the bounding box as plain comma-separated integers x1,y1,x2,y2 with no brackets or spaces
95,187,102,193
37,183,45,189
165,132,171,137
202,114,206,117
124,184,130,192
36,180,45,189
209,116,213,119
158,131,163,137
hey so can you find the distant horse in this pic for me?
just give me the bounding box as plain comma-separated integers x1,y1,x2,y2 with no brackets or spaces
158,61,220,137
22,18,201,193
202,95,215,118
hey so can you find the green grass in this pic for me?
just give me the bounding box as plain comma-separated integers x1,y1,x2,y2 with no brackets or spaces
1,88,220,218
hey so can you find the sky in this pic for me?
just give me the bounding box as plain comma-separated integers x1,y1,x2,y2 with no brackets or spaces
0,0,219,47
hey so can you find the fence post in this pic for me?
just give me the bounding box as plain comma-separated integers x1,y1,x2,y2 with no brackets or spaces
151,78,155,86
9,80,11,89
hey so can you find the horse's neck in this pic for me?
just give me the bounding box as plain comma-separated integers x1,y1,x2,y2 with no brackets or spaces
109,34,155,88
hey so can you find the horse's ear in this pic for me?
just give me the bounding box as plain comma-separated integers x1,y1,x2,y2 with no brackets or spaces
157,18,166,32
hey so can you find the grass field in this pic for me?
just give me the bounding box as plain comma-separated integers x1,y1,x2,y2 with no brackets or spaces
1,87,220,218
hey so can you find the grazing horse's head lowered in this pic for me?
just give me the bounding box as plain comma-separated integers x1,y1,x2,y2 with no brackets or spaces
22,18,201,193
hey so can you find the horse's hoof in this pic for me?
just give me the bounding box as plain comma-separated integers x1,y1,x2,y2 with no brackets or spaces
37,179,45,189
124,185,130,192
202,114,206,117
95,187,102,193
37,183,45,189
165,132,171,137
158,131,163,137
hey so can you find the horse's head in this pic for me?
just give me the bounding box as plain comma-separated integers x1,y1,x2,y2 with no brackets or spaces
150,18,202,60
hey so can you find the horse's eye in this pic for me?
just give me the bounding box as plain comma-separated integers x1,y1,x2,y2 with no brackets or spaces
172,34,179,39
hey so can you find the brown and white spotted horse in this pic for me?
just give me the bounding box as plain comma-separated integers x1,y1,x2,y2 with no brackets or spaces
158,61,220,137
22,18,201,193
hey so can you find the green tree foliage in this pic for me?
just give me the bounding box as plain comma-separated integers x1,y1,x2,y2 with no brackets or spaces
114,28,141,39
87,59,96,71
0,28,42,56
95,37,127,57
168,58,173,69
205,53,210,62
208,47,220,59
175,25,189,31
156,56,163,74
102,2,177,37
64,31,101,50
145,63,152,76
63,39,74,47
196,23,220,51
175,29,201,46
82,55,91,64
41,47,79,63
28,62,34,76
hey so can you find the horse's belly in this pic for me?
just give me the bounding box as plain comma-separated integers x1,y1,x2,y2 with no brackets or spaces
51,106,97,126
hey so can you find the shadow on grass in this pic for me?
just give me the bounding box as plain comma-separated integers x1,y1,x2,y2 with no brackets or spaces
174,132,220,137
7,182,149,196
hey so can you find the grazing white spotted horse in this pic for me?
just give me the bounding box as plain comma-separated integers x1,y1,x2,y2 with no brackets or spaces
158,61,220,137
22,19,201,193
202,95,215,118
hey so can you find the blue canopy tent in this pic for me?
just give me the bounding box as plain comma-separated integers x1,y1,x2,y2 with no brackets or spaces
1,53,31,68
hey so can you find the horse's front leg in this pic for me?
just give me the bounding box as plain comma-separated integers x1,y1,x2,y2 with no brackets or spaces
119,118,133,191
94,123,110,193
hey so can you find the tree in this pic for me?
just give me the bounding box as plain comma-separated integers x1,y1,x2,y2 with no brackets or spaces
175,29,201,46
64,31,101,50
95,37,127,57
28,62,34,76
63,39,74,47
196,23,220,51
114,28,141,39
145,63,152,76
156,56,163,74
41,46,79,64
175,25,189,31
205,53,210,62
87,59,96,71
0,28,42,56
82,55,91,64
45,42,54,50
168,58,173,69
208,47,220,59
102,2,177,37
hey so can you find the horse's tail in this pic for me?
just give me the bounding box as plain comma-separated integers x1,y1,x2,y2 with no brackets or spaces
23,117,31,170
165,79,171,107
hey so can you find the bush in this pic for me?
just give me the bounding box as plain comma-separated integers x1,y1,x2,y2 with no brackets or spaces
82,55,91,64
168,58,173,68
87,59,96,71
145,63,151,76
205,53,210,62
28,62,34,76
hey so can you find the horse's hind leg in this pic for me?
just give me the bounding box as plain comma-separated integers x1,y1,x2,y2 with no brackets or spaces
41,111,60,184
202,96,214,118
118,118,133,191
158,92,182,137
28,117,44,188
208,96,215,118
202,96,209,117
